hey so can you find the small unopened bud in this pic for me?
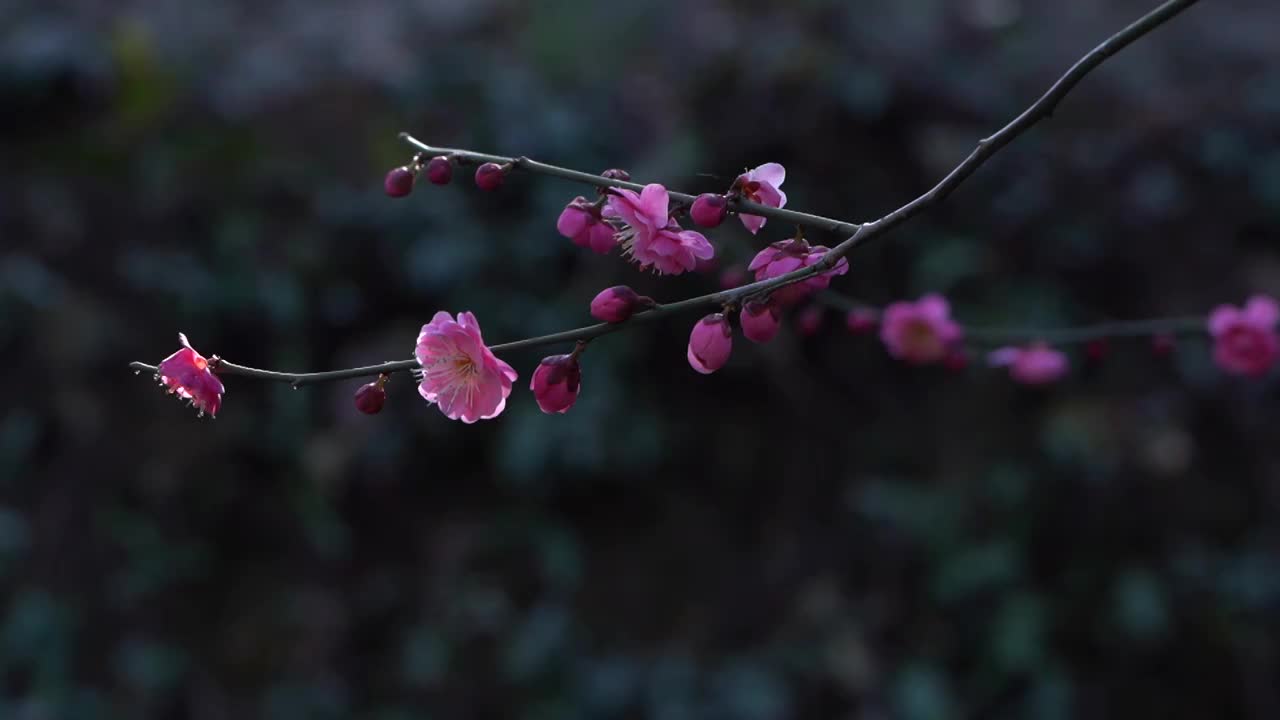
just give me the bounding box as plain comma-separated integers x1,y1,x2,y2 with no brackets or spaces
601,168,631,182
590,286,654,323
1152,333,1176,357
474,162,506,191
530,354,582,414
384,166,415,197
426,156,453,185
690,193,728,228
354,377,388,414
687,314,733,374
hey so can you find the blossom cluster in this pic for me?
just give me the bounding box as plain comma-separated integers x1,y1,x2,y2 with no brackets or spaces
145,155,1280,423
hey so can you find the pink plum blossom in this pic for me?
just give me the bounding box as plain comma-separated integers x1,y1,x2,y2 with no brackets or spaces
879,294,964,365
988,343,1070,385
1207,294,1280,377
557,197,616,254
748,239,849,306
605,184,714,275
687,313,733,374
735,163,787,234
530,354,582,414
740,299,781,344
155,333,224,417
415,311,517,423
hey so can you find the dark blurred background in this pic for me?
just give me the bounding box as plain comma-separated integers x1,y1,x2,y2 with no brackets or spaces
3,0,1279,718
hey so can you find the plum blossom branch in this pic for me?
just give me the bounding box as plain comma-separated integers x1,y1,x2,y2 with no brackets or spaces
128,0,1201,392
398,134,862,237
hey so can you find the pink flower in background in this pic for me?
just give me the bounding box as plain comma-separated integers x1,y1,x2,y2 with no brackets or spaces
557,197,616,254
606,184,714,274
155,333,224,417
1207,294,1280,377
415,312,517,423
687,314,733,374
530,354,582,414
796,304,824,337
735,163,787,234
845,307,879,335
740,300,781,344
988,343,1070,385
880,294,963,365
748,239,849,306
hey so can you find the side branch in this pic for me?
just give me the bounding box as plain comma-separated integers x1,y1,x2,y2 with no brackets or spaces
398,134,862,237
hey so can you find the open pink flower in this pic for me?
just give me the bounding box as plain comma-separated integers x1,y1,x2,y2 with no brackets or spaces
1207,295,1280,377
605,184,714,275
748,239,849,306
530,354,582,414
988,343,1069,385
415,312,517,423
735,163,787,234
687,314,733,374
880,294,963,365
155,333,224,417
557,197,616,254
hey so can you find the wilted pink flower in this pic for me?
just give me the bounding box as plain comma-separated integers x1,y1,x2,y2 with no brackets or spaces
988,343,1070,385
691,193,728,228
354,377,387,414
155,333,224,417
415,311,517,423
426,156,453,185
880,294,963,365
606,184,714,275
474,162,505,191
590,286,653,323
530,354,582,414
557,197,616,254
384,166,415,197
796,305,824,337
845,307,879,335
740,299,781,343
735,163,787,234
1207,295,1280,377
748,239,850,306
687,313,733,374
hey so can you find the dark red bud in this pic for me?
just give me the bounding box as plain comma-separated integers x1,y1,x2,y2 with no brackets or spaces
384,166,415,197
